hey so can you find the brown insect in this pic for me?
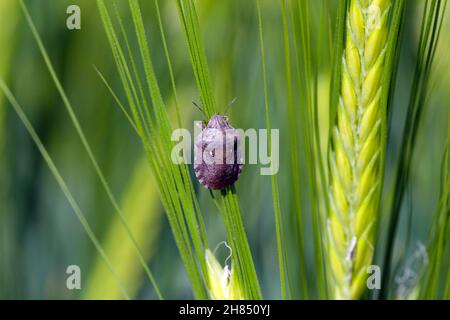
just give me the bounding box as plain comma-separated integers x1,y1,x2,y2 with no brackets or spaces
193,100,243,190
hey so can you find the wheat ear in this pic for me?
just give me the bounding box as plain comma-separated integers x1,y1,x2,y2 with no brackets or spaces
327,0,392,299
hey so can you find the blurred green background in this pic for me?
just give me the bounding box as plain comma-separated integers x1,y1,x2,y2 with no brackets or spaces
0,0,448,299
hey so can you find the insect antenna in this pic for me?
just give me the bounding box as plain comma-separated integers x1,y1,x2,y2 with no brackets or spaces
223,97,237,115
192,100,207,118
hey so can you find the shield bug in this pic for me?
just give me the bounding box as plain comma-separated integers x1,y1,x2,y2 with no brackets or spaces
194,100,243,190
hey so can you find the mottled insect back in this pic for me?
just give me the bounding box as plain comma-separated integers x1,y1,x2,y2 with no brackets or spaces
194,115,243,190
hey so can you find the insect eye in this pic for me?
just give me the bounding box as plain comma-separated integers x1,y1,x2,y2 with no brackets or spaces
209,149,215,157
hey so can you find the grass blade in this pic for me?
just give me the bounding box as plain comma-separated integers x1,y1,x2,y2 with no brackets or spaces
98,0,210,298
176,0,261,299
280,0,308,299
83,158,162,299
0,77,130,299
257,0,289,300
19,0,162,299
380,0,446,298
